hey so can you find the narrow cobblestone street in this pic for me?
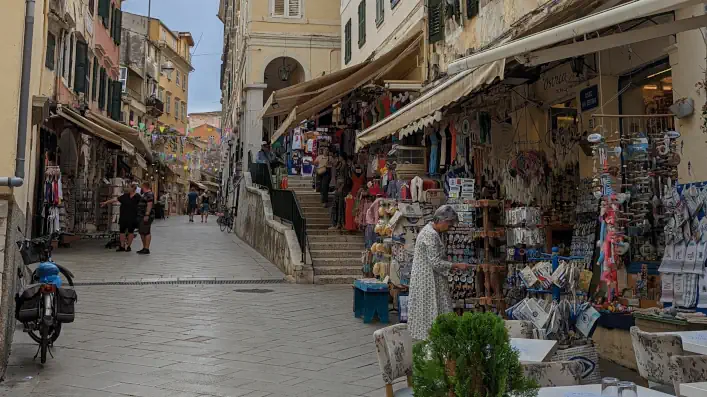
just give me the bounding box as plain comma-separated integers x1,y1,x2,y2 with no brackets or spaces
0,217,393,397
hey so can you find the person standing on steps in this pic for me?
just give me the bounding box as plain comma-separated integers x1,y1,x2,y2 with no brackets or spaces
314,146,332,207
136,182,155,255
187,186,199,222
329,153,351,231
200,190,210,223
100,182,141,252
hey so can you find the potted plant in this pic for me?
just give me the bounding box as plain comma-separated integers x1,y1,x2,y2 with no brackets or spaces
412,312,539,397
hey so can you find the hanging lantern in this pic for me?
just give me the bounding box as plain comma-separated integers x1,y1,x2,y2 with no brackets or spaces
278,58,292,81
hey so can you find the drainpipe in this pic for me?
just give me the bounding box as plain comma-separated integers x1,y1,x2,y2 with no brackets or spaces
2,0,36,187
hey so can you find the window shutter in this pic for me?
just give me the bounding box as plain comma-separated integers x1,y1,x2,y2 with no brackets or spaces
74,40,88,93
112,80,122,121
68,36,74,86
114,9,122,45
358,0,366,48
107,78,113,117
99,0,109,27
376,0,384,25
273,0,285,16
344,20,352,64
428,0,444,43
98,67,106,110
92,58,99,101
288,0,300,17
46,32,56,70
466,0,479,18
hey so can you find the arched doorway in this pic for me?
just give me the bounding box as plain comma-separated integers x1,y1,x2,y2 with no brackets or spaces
263,57,305,141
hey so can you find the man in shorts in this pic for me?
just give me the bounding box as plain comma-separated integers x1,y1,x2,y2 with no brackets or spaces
101,182,141,252
136,182,155,255
187,186,199,222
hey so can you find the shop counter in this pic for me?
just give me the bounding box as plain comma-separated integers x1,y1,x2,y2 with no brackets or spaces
592,312,637,370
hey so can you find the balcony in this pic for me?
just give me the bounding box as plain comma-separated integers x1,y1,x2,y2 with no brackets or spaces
146,96,164,117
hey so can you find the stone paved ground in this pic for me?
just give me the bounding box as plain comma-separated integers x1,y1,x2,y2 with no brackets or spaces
0,217,399,397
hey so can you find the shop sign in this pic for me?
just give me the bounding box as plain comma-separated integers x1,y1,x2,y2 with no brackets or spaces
535,63,584,104
580,85,599,112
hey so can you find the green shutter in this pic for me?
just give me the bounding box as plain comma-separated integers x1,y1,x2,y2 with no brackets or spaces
114,10,122,45
112,80,122,121
68,36,74,86
98,67,106,110
358,0,366,48
345,20,351,64
99,0,109,27
74,40,88,93
429,0,444,43
45,32,56,70
91,58,99,101
466,0,479,18
107,78,113,117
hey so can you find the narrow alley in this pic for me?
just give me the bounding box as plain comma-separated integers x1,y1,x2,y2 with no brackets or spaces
0,217,393,397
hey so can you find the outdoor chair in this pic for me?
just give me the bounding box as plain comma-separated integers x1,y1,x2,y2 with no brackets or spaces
521,361,583,387
669,354,707,396
505,320,535,339
630,326,683,394
373,323,413,397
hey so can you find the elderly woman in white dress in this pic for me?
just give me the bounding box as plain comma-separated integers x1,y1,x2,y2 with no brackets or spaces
408,205,470,340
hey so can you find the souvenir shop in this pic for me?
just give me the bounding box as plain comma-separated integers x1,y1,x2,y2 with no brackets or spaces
34,108,139,241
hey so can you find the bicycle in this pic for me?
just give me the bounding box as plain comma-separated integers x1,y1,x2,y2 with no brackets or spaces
217,207,235,233
15,230,77,364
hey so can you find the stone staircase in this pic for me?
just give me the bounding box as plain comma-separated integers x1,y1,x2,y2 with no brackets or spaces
287,176,364,284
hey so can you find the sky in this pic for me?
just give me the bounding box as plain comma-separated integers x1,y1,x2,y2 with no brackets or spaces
122,0,223,114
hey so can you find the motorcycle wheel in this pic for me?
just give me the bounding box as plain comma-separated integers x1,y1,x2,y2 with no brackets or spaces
40,322,48,364
27,322,62,344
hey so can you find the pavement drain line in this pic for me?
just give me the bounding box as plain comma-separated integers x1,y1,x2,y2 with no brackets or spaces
73,279,286,286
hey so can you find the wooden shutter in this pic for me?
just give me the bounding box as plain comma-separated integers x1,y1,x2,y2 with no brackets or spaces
344,20,351,64
273,0,285,16
358,0,366,47
98,67,106,110
107,78,113,117
91,57,99,101
114,9,122,45
466,0,479,18
428,0,444,43
74,40,88,93
112,81,122,121
45,32,56,70
376,0,383,25
99,0,109,27
288,0,300,17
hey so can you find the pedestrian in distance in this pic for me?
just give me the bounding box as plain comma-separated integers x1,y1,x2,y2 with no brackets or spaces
136,182,155,255
200,190,210,223
187,186,199,222
100,182,141,252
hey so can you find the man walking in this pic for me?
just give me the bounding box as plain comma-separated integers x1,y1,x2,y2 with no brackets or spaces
101,182,141,252
200,190,210,223
137,182,155,255
187,186,199,222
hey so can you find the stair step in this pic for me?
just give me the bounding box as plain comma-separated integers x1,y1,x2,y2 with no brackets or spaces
307,229,363,236
314,266,362,276
314,275,360,285
312,258,361,267
308,235,364,243
311,250,361,259
310,242,363,250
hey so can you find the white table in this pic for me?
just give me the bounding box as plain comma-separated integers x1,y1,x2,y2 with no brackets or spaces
537,384,673,397
658,331,707,355
511,338,558,362
680,382,707,397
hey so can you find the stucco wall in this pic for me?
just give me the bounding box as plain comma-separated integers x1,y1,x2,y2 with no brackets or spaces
0,199,25,379
235,173,312,283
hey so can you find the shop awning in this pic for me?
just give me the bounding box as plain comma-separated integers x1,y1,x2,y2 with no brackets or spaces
189,180,208,191
447,0,702,75
86,111,154,162
271,29,423,143
135,154,147,170
261,63,367,120
202,180,220,192
57,105,123,146
355,59,505,151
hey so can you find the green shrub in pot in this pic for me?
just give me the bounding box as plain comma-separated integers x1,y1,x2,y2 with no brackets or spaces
412,312,539,397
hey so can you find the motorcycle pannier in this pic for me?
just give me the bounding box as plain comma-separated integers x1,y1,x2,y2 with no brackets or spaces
55,287,77,323
15,285,41,322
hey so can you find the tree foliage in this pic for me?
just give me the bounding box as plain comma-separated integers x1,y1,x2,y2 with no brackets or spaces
412,312,539,397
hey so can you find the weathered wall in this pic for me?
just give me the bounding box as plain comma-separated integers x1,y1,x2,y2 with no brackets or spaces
0,199,25,378
235,173,312,283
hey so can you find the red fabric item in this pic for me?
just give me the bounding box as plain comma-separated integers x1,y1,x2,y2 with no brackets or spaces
377,157,386,172
422,179,438,191
400,184,411,200
382,95,392,117
450,122,458,162
281,176,288,189
350,173,365,197
345,195,356,231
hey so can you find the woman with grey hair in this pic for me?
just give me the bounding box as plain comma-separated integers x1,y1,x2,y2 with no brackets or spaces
408,205,470,340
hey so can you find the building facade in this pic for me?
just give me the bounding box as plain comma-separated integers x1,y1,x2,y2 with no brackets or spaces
218,0,341,174
188,111,222,130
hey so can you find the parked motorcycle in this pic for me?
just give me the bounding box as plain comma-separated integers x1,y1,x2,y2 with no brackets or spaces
15,230,77,364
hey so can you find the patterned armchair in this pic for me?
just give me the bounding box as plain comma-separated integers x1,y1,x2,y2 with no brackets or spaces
522,361,583,387
505,320,535,339
669,354,707,396
630,326,684,390
374,323,413,397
